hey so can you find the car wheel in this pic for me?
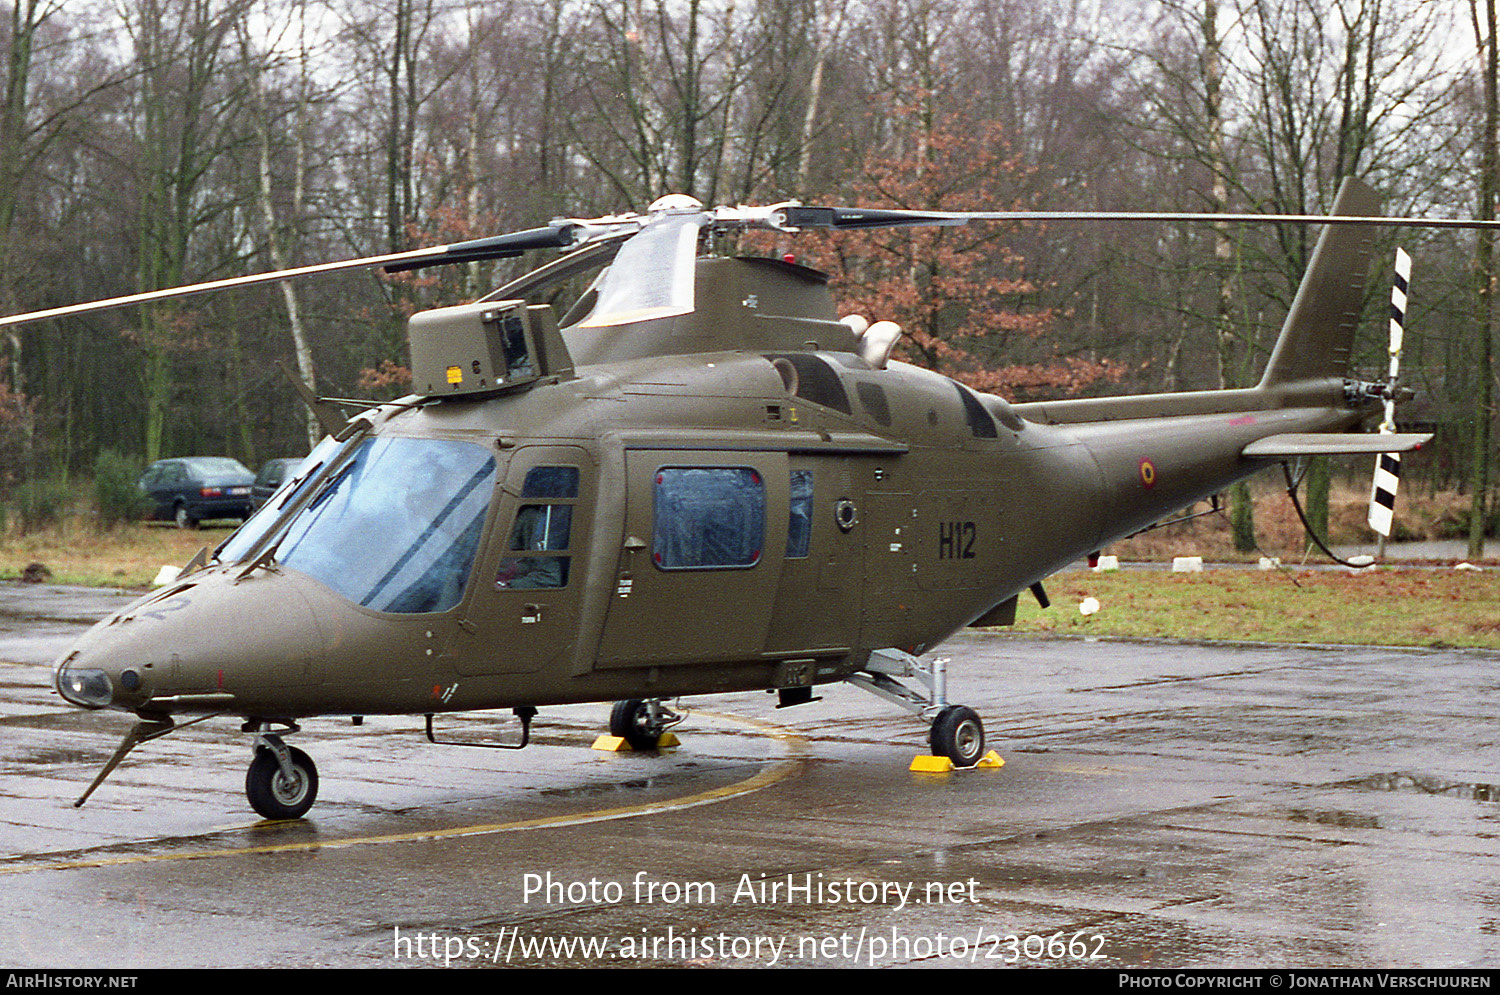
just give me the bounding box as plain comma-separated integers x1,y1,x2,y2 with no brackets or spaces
174,503,198,530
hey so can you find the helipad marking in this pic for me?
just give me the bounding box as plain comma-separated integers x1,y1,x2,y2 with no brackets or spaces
2,710,805,875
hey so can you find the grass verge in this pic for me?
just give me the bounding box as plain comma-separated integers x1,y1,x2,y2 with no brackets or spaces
0,521,236,588
1009,568,1500,650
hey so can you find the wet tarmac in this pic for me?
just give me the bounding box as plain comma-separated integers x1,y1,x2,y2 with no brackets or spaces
3,583,1500,969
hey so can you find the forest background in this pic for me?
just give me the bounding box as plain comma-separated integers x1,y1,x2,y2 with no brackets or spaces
0,0,1494,555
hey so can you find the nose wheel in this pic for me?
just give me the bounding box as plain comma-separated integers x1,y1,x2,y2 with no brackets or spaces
245,734,318,820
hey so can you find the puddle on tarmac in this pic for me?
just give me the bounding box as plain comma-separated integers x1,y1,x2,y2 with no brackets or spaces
1339,772,1500,803
5,746,98,766
538,777,659,799
1287,808,1381,829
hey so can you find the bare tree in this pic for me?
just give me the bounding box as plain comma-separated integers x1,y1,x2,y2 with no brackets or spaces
1470,0,1497,558
0,0,129,406
568,0,751,205
240,3,323,450
126,0,255,462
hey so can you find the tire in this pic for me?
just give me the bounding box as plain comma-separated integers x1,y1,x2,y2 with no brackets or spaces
174,503,198,530
609,698,661,751
246,745,318,819
929,705,985,767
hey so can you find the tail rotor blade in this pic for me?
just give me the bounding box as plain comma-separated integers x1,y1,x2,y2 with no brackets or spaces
1368,248,1411,539
1369,452,1402,538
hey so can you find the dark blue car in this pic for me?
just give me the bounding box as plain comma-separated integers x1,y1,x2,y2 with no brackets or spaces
251,457,303,511
139,456,255,528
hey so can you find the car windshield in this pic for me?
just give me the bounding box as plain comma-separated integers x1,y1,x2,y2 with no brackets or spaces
274,436,496,614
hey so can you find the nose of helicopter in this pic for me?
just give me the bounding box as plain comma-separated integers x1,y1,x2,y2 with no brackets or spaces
53,567,331,715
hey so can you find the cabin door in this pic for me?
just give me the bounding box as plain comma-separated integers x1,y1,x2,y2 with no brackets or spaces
594,449,786,669
452,444,594,676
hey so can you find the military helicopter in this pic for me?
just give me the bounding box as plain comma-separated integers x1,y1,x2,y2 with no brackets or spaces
20,179,1494,820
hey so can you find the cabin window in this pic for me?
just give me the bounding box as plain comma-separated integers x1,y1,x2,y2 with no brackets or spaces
497,466,579,589
953,382,999,438
787,470,813,558
652,466,764,569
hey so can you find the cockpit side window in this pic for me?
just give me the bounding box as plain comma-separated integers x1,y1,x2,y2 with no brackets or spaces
496,466,579,589
787,470,813,559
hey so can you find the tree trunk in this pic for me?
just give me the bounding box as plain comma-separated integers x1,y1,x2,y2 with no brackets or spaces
1205,0,1257,551
244,17,319,451
1471,0,1497,559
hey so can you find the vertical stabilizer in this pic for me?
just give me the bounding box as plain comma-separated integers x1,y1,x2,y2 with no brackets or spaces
1257,177,1383,388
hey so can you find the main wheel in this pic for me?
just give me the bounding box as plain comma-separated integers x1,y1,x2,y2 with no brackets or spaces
929,705,985,767
609,698,661,751
246,745,318,819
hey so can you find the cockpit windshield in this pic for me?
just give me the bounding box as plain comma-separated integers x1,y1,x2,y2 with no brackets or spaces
217,433,350,565
273,437,496,614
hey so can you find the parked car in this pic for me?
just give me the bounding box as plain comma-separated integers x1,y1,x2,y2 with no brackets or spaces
251,457,303,511
138,456,255,528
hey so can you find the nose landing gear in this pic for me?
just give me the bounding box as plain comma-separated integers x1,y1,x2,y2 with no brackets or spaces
244,723,318,820
928,704,985,767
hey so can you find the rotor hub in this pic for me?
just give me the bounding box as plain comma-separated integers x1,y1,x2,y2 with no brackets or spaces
648,193,704,214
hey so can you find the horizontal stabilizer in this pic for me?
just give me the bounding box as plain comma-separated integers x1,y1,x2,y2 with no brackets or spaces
1242,432,1432,458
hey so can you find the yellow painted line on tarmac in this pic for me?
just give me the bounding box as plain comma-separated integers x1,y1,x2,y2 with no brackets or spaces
1,710,806,876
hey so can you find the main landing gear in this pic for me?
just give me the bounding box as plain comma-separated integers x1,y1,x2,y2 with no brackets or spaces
244,721,318,820
609,697,683,750
928,704,986,766
846,649,988,767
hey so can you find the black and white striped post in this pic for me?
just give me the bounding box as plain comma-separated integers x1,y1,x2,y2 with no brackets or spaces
1368,248,1410,549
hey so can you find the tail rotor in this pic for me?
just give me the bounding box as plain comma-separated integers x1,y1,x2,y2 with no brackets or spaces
1368,247,1411,550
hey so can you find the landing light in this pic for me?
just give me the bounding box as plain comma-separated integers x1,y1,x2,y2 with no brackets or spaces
57,665,112,708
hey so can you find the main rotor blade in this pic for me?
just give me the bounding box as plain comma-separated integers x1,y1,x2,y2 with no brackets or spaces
0,225,582,329
777,205,1500,232
380,224,580,273
778,206,968,229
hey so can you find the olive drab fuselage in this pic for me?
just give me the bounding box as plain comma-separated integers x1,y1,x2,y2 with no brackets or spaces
55,252,1373,723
